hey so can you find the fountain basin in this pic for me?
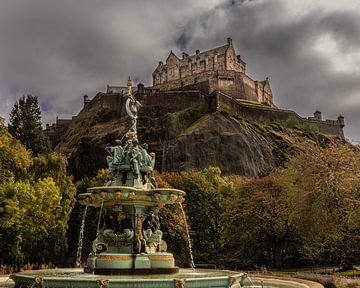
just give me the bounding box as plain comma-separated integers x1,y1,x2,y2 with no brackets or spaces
10,269,316,288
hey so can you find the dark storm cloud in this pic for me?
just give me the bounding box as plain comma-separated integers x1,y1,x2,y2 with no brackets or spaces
0,0,359,141
0,0,212,122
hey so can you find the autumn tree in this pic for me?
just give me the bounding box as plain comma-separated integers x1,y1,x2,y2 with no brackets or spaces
225,174,302,268
8,95,50,155
286,141,360,267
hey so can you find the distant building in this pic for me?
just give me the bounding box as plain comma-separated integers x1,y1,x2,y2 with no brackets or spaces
152,37,274,107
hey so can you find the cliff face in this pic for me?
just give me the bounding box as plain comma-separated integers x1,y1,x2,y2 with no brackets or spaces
54,93,335,180
162,112,276,176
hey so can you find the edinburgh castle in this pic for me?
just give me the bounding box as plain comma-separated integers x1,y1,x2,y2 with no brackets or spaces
152,37,273,107
46,38,346,172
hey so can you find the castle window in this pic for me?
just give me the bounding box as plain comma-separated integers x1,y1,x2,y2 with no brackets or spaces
205,57,209,65
188,61,192,70
214,54,218,63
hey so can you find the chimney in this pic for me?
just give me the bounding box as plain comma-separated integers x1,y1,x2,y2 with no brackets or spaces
227,37,232,45
196,49,200,55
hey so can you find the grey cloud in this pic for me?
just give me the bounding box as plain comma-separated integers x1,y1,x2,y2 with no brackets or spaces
0,0,359,141
174,0,360,140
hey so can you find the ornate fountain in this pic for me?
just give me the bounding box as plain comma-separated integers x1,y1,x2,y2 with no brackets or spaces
10,78,315,288
78,77,185,274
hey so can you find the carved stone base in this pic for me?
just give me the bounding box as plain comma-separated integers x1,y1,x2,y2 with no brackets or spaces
86,252,179,275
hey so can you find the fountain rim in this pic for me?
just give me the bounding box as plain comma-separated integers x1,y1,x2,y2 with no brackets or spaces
86,186,186,195
10,269,318,288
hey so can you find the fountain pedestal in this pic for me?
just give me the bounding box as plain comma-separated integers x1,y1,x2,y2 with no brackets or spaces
78,185,185,275
76,78,187,275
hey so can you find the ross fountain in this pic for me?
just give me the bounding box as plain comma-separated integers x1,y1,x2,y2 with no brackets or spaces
10,78,316,288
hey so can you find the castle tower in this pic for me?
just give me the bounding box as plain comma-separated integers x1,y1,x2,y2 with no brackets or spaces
338,115,345,128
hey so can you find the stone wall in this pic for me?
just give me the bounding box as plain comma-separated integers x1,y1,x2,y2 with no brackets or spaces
141,90,207,113
215,91,345,138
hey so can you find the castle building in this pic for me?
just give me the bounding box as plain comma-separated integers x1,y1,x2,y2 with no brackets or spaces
45,38,346,145
152,37,274,107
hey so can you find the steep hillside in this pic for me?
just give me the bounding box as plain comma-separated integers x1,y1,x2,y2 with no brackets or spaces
55,95,342,180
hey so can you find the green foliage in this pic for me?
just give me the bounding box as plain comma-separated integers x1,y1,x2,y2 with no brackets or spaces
284,116,301,129
8,95,50,155
162,167,234,266
286,142,360,266
95,109,117,123
0,127,32,182
0,128,76,267
225,174,301,268
224,142,360,269
284,116,320,134
172,104,208,130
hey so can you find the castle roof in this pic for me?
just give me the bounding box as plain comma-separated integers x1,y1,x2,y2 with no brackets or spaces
153,41,231,75
181,44,228,64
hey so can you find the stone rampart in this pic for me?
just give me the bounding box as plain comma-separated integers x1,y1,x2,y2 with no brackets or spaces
216,91,344,138
141,90,207,113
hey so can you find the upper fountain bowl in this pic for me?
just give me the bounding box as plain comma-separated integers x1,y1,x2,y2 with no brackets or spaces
78,186,185,209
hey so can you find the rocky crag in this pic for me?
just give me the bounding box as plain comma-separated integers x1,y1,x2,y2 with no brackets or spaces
51,88,338,180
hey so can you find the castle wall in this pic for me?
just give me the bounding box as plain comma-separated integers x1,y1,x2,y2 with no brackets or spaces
142,90,206,113
215,91,344,138
303,118,344,138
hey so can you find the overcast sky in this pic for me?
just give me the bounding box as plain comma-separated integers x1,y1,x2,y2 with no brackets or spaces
0,0,359,142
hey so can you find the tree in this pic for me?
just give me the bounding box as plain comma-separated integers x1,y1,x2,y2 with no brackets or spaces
0,125,31,182
286,141,360,267
8,95,50,155
0,127,76,268
225,174,302,268
162,167,234,266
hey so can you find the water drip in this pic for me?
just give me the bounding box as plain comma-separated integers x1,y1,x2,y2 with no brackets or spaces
75,206,88,267
96,199,105,234
178,202,195,269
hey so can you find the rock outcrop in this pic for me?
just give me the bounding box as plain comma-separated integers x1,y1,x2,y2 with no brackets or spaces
54,90,333,180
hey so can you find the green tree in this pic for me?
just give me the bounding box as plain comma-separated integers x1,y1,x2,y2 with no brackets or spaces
0,127,76,268
8,95,50,155
286,142,360,267
225,174,301,268
0,126,31,182
162,167,234,265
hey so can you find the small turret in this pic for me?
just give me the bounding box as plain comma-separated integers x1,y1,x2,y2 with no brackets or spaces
127,76,132,95
314,110,322,120
338,115,345,128
137,83,145,96
83,94,90,108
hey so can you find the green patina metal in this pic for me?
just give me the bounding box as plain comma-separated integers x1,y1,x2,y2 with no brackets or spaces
77,77,185,274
